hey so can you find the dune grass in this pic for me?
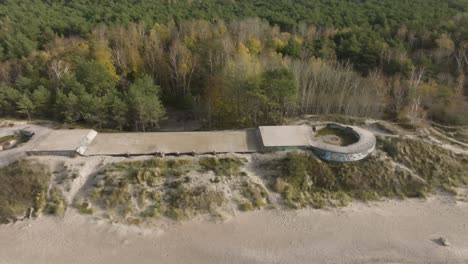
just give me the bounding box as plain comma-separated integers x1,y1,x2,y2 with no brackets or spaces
45,187,67,216
82,158,226,221
199,157,247,177
265,137,467,208
165,185,225,220
0,160,50,220
380,137,468,193
0,160,65,222
237,181,269,211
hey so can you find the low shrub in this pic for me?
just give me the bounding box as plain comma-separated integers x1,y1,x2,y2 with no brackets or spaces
0,160,51,219
238,201,254,211
199,157,246,176
84,158,227,221
239,181,269,209
45,187,66,216
265,137,466,209
380,137,468,191
75,199,95,215
165,186,225,220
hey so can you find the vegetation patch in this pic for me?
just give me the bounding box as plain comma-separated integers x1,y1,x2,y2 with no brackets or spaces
237,181,269,211
316,127,358,146
44,187,67,216
452,131,468,144
380,137,468,193
267,152,356,208
80,158,226,222
0,135,16,144
1,0,467,130
265,137,467,208
165,186,225,220
0,134,29,149
199,157,247,177
75,199,95,215
432,124,468,144
0,160,65,222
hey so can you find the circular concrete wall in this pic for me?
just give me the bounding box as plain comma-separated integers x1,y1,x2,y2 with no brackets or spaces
309,123,376,162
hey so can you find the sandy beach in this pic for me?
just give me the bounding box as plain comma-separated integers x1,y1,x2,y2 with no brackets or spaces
1,196,467,264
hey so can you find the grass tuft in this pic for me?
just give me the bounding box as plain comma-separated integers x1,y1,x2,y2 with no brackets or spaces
0,160,51,220
199,157,247,176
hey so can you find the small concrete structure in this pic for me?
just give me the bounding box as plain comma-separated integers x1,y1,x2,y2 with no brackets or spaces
28,129,97,156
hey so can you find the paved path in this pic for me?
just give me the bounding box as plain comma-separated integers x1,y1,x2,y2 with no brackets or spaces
85,129,261,156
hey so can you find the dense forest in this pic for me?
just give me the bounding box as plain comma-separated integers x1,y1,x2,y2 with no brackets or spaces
0,0,467,130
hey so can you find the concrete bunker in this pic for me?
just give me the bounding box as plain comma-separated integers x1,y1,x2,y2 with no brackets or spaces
309,123,376,162
259,123,376,162
28,123,376,162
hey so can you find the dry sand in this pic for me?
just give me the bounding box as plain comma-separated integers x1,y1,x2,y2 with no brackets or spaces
1,197,467,264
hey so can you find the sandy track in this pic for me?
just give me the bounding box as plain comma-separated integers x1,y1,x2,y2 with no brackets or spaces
0,197,467,264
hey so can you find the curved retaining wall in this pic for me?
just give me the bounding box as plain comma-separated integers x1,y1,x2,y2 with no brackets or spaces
312,143,375,162
309,123,376,162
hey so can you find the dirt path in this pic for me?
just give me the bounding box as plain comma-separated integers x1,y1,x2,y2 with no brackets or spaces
0,196,467,264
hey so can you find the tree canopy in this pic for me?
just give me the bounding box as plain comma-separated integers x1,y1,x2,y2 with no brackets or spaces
0,0,467,129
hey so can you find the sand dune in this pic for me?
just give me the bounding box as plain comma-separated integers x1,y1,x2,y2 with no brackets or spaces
1,196,467,264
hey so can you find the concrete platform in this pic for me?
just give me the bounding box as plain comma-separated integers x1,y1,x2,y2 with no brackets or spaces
259,125,312,148
84,129,261,156
29,129,97,156
22,123,375,162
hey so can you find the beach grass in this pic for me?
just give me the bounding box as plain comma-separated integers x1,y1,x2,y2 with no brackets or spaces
264,137,467,208
0,160,66,222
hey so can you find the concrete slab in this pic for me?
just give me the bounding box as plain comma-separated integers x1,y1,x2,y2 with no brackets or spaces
259,125,312,147
29,129,97,155
84,129,261,156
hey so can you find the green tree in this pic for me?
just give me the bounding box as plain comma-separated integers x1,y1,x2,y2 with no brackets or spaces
16,94,35,120
4,32,37,58
261,68,296,122
56,91,80,124
31,86,51,117
0,85,21,115
79,94,106,128
280,38,301,58
127,75,165,131
104,90,128,131
76,61,117,96
334,30,384,73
